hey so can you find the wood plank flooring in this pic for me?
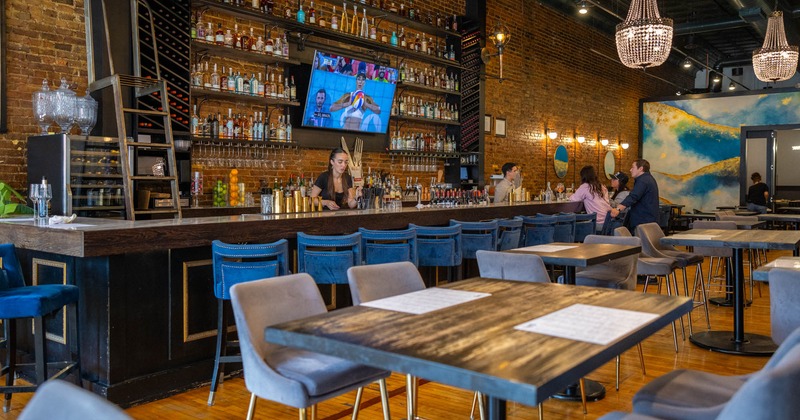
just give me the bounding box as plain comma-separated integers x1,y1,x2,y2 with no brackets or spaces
1,250,783,419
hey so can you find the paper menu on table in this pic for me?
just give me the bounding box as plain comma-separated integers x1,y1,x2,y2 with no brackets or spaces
515,304,659,345
361,288,491,315
517,245,577,253
765,258,800,269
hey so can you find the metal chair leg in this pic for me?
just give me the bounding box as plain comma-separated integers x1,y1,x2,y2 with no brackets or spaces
209,299,226,406
352,387,364,420
538,403,544,420
378,379,391,420
579,378,587,414
406,375,415,420
477,391,486,420
615,355,620,391
637,343,646,376
246,393,257,420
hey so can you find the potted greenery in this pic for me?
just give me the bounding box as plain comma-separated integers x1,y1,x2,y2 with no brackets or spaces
0,182,34,217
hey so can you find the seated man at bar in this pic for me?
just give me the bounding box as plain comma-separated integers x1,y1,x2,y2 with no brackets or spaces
746,172,769,214
494,162,520,203
310,148,360,210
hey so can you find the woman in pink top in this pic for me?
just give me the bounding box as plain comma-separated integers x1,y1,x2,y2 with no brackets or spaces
569,165,613,227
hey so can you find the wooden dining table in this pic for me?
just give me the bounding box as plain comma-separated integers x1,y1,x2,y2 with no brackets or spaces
758,213,800,230
265,278,691,420
661,229,800,355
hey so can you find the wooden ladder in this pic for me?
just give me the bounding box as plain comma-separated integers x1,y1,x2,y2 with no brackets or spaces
88,0,181,220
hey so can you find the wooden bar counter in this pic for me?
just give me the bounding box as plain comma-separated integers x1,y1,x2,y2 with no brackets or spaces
0,200,580,406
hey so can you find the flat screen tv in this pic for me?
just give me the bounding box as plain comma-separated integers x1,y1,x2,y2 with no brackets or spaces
301,50,398,134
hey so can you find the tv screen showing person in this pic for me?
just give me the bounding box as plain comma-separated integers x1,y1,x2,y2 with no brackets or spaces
301,51,397,134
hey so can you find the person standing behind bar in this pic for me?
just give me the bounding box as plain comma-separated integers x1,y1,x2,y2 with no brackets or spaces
570,166,613,228
609,171,630,208
494,162,520,203
746,172,769,214
611,159,659,233
310,148,359,210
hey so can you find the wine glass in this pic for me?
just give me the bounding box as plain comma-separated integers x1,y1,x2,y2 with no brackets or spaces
29,184,41,221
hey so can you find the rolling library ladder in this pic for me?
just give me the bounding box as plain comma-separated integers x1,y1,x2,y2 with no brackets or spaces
88,0,181,220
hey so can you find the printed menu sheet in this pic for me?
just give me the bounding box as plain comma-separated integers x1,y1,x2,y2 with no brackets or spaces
515,304,659,345
764,257,800,269
517,245,577,253
669,234,720,240
361,288,491,315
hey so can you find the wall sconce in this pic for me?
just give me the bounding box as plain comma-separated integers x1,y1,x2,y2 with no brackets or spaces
621,142,630,150
682,58,692,68
712,73,721,83
481,20,511,81
728,82,736,91
576,134,586,143
547,128,558,140
600,138,609,146
578,1,589,15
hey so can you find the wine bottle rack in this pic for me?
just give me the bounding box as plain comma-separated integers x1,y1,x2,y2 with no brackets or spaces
136,0,192,134
459,28,481,152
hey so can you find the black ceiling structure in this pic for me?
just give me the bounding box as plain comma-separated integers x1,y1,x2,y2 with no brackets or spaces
539,0,800,85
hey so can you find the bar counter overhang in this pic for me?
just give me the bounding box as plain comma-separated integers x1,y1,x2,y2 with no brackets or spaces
0,200,581,406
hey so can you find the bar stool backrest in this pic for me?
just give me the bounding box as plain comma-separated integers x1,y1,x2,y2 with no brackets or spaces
297,232,362,285
359,227,418,266
497,218,523,250
476,250,549,283
211,239,290,300
409,224,462,267
551,213,577,243
347,261,425,305
517,215,556,246
691,220,736,257
0,243,24,289
450,219,498,259
574,213,597,243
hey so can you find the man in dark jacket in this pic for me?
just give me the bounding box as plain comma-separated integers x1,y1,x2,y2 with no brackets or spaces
611,159,659,233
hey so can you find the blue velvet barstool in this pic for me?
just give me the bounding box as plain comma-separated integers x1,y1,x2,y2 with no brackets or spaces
550,213,577,243
450,219,497,277
208,239,289,406
518,215,556,246
358,227,418,266
0,243,81,413
497,218,523,250
574,213,598,242
410,224,462,286
297,232,362,309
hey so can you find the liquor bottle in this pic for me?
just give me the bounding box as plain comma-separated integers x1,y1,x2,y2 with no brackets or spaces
265,30,274,54
282,32,290,56
289,76,297,101
360,8,369,38
286,112,293,142
242,75,250,94
273,33,283,57
339,3,348,33
350,4,358,35
308,1,316,24
196,14,205,39
255,35,265,52
191,104,199,135
390,30,397,46
296,2,305,23
205,22,214,42
202,61,211,88
257,72,265,96
215,23,225,45
399,1,405,16
408,0,414,20
241,26,252,50
389,1,397,13
265,0,274,15
276,115,286,141
284,0,292,19
545,182,553,203
380,29,387,43
370,18,377,40
318,9,326,27
227,68,236,91
298,175,306,197
191,13,197,39
283,75,290,99
420,34,427,54
413,33,421,52
399,28,406,48
330,6,338,30
268,72,277,97
252,0,261,8
210,63,220,90
250,73,259,95
277,73,285,98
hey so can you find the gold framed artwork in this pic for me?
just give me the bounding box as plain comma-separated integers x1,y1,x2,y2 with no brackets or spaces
484,114,492,133
495,117,506,137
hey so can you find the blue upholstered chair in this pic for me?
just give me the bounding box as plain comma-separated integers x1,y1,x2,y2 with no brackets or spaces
18,380,130,420
450,220,498,260
208,239,289,406
601,209,630,235
518,215,556,246
409,224,462,285
347,262,425,419
358,227,418,266
476,250,549,282
496,218,523,250
551,212,577,243
297,232,362,308
574,213,597,242
230,273,391,420
769,268,800,345
0,243,81,412
629,327,800,420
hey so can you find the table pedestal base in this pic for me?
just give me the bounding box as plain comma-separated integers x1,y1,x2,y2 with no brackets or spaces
690,331,776,356
552,379,605,402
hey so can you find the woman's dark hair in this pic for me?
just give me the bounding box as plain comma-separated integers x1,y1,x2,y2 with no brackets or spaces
610,176,629,200
580,166,604,198
326,148,351,200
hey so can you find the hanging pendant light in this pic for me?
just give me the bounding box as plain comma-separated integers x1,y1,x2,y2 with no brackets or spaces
615,0,673,69
753,11,798,83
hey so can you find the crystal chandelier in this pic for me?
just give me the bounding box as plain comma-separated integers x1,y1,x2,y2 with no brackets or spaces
753,11,798,83
615,0,673,69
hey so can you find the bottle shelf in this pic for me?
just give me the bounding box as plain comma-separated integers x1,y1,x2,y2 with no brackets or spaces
396,81,460,96
391,114,460,126
387,150,459,159
191,136,299,147
191,87,300,106
191,39,301,66
194,0,461,68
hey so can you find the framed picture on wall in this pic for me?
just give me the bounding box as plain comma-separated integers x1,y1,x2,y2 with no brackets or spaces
495,117,506,137
484,115,492,133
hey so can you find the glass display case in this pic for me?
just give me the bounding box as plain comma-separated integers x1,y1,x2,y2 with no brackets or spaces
27,134,125,218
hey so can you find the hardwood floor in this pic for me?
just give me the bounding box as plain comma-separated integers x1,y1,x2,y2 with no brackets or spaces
1,251,783,419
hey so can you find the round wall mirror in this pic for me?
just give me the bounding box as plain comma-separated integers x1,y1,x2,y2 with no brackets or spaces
554,145,568,179
604,151,616,179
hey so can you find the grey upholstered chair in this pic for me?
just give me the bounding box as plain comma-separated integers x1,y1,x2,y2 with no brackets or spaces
476,250,549,282
630,326,800,420
769,268,800,345
575,235,640,290
347,261,424,420
637,223,709,335
691,220,736,302
230,273,391,420
18,380,131,420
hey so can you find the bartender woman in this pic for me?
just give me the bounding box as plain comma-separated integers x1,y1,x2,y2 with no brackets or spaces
310,148,360,210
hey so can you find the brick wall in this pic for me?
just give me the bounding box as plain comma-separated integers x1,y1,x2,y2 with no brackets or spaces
0,0,693,202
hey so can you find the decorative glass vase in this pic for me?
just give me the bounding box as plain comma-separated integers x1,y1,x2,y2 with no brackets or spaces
32,79,54,135
74,91,98,136
52,78,76,133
